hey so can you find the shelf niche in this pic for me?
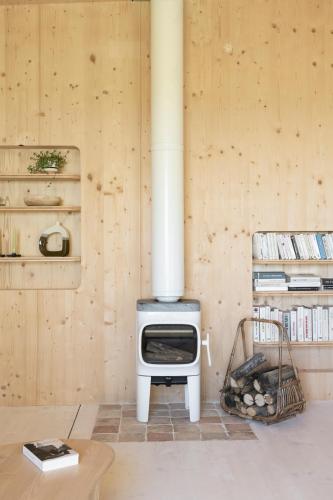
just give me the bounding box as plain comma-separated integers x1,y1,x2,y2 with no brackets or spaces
0,145,81,290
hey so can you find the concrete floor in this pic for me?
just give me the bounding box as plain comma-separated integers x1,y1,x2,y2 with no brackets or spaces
0,401,332,500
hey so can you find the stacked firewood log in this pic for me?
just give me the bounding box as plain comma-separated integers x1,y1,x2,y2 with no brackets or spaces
224,353,296,418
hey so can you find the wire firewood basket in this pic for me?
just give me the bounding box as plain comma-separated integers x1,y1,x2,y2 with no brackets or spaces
220,317,306,424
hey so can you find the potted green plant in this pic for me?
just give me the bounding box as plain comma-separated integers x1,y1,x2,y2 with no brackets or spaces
27,150,68,174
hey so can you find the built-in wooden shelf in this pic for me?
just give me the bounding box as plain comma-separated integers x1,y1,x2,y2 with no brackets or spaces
254,341,333,347
253,259,333,265
0,174,80,181
253,291,333,297
0,206,81,212
0,256,81,263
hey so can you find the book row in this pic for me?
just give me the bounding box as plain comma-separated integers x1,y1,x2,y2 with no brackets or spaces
252,305,333,342
252,271,332,292
253,232,333,260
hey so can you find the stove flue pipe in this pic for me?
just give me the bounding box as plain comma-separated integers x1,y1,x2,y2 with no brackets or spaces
151,0,184,303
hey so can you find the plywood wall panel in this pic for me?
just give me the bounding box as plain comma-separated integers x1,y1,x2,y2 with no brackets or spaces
1,0,333,405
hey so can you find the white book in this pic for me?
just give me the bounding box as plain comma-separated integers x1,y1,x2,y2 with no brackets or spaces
328,307,333,341
322,235,332,259
283,311,291,340
22,439,79,472
259,306,266,342
299,234,310,259
327,234,333,259
303,308,312,342
323,308,329,341
253,233,262,259
270,233,279,259
270,308,279,342
265,305,271,341
310,233,321,259
304,234,315,259
317,306,323,341
252,306,260,342
276,234,287,260
261,234,270,260
297,306,304,342
312,308,318,341
290,310,297,341
295,234,305,259
285,234,296,259
255,285,288,291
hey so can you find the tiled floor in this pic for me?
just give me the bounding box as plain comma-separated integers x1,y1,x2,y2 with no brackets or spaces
91,403,257,442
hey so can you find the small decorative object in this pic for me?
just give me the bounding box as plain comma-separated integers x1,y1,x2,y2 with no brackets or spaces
6,227,21,257
27,150,68,174
39,222,70,257
0,197,6,206
24,195,62,207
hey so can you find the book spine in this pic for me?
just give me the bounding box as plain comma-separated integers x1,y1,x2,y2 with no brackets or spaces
323,308,329,341
297,306,304,341
316,233,327,259
290,235,301,260
312,308,317,341
259,306,266,342
252,306,260,342
265,305,271,341
290,310,297,341
329,307,333,341
317,306,323,341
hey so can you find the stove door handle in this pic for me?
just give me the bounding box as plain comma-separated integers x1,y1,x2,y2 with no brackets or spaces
202,334,212,367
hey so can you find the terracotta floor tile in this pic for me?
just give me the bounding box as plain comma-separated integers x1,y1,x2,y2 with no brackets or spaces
228,432,257,440
199,423,225,433
95,418,120,425
121,416,139,424
147,424,173,433
173,423,199,433
150,404,169,410
122,409,137,417
169,403,186,409
201,432,229,441
120,424,146,433
199,416,222,423
91,433,119,442
118,433,146,442
93,424,119,434
171,417,190,424
200,410,219,417
225,423,252,432
170,410,189,418
147,432,174,442
98,409,121,419
148,417,171,425
201,403,216,410
174,432,200,441
121,404,137,410
149,411,170,418
221,415,247,424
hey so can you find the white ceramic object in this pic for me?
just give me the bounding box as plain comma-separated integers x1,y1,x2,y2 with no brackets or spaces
24,195,62,206
44,166,58,173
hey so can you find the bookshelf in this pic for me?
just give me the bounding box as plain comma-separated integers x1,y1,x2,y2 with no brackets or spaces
0,146,81,290
252,231,333,347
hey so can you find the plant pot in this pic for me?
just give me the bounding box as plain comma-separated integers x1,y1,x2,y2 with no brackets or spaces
44,166,59,173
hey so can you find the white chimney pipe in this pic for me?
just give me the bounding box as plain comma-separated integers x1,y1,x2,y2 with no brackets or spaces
151,0,184,302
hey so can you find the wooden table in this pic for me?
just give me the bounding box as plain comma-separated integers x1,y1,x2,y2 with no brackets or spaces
0,439,114,500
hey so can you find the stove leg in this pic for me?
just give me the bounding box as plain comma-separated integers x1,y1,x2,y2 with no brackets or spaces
184,384,189,410
187,375,200,422
137,376,151,422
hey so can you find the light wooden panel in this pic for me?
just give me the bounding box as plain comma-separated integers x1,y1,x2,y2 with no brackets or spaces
1,0,333,405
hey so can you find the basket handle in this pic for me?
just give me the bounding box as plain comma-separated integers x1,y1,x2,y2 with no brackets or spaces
222,317,300,391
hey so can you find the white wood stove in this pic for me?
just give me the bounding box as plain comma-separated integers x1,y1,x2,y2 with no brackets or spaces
136,0,211,423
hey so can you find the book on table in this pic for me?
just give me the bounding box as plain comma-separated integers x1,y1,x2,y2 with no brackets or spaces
22,439,79,471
